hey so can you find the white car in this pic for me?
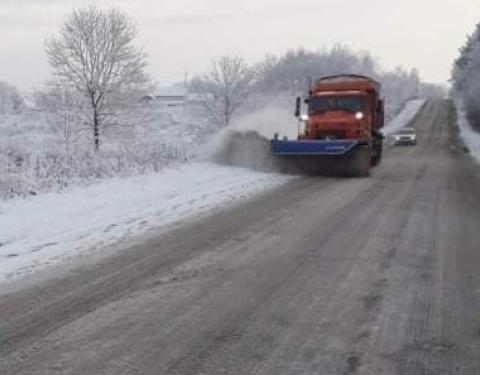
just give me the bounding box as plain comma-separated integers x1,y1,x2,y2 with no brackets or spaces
392,127,417,146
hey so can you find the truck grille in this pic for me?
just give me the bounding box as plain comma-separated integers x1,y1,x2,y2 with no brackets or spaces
317,130,347,139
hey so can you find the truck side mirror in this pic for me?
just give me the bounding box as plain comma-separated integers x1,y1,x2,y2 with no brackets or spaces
295,97,301,118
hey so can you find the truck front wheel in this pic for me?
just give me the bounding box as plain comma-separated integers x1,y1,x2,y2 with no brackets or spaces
348,146,371,177
371,141,383,166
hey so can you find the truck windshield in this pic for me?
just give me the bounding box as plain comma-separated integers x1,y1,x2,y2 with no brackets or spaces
309,96,365,115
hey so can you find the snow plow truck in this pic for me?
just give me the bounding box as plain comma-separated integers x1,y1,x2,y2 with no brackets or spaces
271,74,385,176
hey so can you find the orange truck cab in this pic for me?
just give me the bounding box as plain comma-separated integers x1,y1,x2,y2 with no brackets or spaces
301,75,384,145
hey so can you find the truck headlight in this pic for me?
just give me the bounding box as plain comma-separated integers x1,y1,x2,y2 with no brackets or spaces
355,112,364,120
300,114,309,122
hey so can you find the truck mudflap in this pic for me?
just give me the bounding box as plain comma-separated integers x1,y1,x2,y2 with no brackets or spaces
270,138,359,156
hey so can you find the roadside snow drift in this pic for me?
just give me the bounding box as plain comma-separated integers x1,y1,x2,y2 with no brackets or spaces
382,99,426,135
0,163,291,283
455,99,480,163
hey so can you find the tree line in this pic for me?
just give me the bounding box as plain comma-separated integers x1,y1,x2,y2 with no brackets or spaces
39,5,436,146
2,5,437,149
0,5,443,199
191,47,434,129
452,22,480,131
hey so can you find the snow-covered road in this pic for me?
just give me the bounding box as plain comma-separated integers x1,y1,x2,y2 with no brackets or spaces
4,99,480,375
0,99,426,284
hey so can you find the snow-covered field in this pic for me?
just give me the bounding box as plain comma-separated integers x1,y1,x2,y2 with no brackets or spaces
382,99,426,136
0,99,426,285
455,99,480,163
0,164,291,283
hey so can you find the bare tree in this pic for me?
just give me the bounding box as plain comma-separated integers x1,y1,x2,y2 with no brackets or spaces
191,55,254,127
33,85,88,156
45,6,151,151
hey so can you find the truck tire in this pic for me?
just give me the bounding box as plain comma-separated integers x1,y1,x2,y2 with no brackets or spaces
348,146,371,177
371,141,383,166
372,137,383,167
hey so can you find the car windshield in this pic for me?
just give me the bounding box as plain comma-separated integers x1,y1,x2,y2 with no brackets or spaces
398,129,415,135
308,96,365,115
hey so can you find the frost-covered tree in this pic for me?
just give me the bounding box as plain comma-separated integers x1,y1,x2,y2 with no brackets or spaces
380,67,421,118
452,22,480,130
33,85,88,156
248,46,428,120
0,81,25,115
190,55,254,127
45,6,151,150
251,46,376,96
452,24,480,90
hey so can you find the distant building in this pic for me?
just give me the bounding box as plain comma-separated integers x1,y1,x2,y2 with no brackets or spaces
140,95,184,107
140,86,206,107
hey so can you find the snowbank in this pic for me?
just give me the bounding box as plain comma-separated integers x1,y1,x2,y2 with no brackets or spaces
0,163,291,283
382,99,426,135
455,99,480,163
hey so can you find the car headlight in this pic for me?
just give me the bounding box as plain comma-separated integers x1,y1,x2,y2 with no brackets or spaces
355,112,364,120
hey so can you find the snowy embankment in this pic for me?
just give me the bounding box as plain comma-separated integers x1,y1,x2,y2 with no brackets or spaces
382,99,426,136
455,99,480,163
0,163,291,283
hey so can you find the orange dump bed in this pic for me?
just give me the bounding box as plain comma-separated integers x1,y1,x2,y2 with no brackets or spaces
313,75,381,96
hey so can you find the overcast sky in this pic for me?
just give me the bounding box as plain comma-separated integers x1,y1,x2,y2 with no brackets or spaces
1,0,479,90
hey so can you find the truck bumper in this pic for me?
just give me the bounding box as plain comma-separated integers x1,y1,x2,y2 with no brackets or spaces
270,139,359,156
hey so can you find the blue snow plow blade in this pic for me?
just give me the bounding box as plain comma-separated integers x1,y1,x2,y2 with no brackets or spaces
270,139,358,156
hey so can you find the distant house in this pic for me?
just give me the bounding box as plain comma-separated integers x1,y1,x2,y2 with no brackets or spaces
140,94,185,107
140,84,208,107
154,94,186,107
